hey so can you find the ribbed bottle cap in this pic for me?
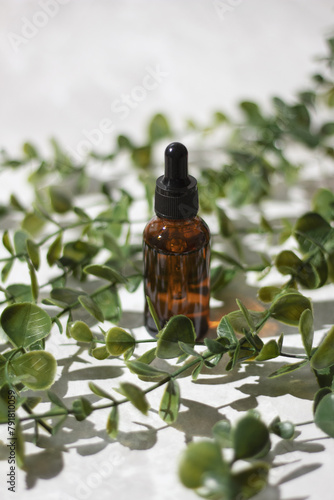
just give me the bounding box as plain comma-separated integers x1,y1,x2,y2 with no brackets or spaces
155,142,198,219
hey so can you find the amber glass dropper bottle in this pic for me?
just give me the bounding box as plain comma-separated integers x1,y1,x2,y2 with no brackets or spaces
143,142,210,339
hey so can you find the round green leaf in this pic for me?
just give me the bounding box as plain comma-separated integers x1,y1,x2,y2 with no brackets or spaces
49,185,72,213
72,397,93,422
178,440,224,489
92,346,109,360
270,293,312,326
69,321,93,342
314,392,334,437
294,212,331,254
106,327,135,356
233,415,270,460
1,303,52,348
10,351,57,390
156,315,196,359
275,250,302,275
311,326,334,371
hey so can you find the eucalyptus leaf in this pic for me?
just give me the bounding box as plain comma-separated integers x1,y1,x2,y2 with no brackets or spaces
179,440,224,490
1,303,52,348
119,382,149,415
212,419,232,448
136,347,156,365
105,327,135,356
314,392,334,437
10,351,57,390
299,309,314,358
92,345,109,360
255,340,280,361
146,295,161,332
49,185,72,213
72,397,93,421
89,382,115,401
69,321,93,342
78,295,104,323
159,380,180,424
84,264,127,284
125,360,168,381
257,286,281,303
2,230,14,255
156,315,196,359
107,406,119,439
270,292,312,326
48,390,68,410
26,239,40,270
269,359,309,378
191,360,204,381
233,415,270,460
311,326,334,371
47,234,62,266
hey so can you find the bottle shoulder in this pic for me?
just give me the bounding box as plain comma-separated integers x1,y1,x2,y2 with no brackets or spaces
143,215,210,254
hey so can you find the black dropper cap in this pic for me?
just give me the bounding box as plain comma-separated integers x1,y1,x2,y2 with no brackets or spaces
155,142,198,219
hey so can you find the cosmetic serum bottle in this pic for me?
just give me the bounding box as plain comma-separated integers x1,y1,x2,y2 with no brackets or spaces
143,142,210,338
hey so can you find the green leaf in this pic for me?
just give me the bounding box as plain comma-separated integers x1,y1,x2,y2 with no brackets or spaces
314,392,334,437
91,346,109,360
89,382,115,401
5,284,33,303
233,415,270,460
105,327,135,356
93,287,122,323
13,230,29,261
204,338,226,354
125,360,168,381
23,141,38,158
136,347,156,365
47,234,62,266
257,286,281,303
236,299,255,330
255,340,280,361
159,380,180,424
299,309,314,358
50,287,82,306
2,230,14,255
27,258,39,301
191,360,204,381
72,397,93,421
26,239,40,270
119,382,149,415
269,292,312,326
21,212,45,237
106,406,119,438
84,264,127,284
49,185,72,213
146,295,161,332
69,321,93,342
156,315,196,359
312,188,334,221
178,341,200,358
269,416,295,439
10,351,57,390
311,326,334,371
178,440,224,489
269,359,309,378
14,419,25,468
212,419,232,447
148,113,171,142
227,310,266,334
1,261,13,282
294,212,331,254
1,303,52,348
78,295,104,323
313,387,332,414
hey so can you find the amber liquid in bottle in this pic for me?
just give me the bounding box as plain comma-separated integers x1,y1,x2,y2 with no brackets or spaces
143,215,210,338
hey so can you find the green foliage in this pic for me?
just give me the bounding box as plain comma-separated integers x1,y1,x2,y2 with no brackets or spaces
0,34,334,500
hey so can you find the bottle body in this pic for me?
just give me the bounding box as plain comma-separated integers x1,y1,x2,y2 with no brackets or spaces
143,215,210,338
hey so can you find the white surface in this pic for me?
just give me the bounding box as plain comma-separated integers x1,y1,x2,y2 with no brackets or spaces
1,2,334,500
